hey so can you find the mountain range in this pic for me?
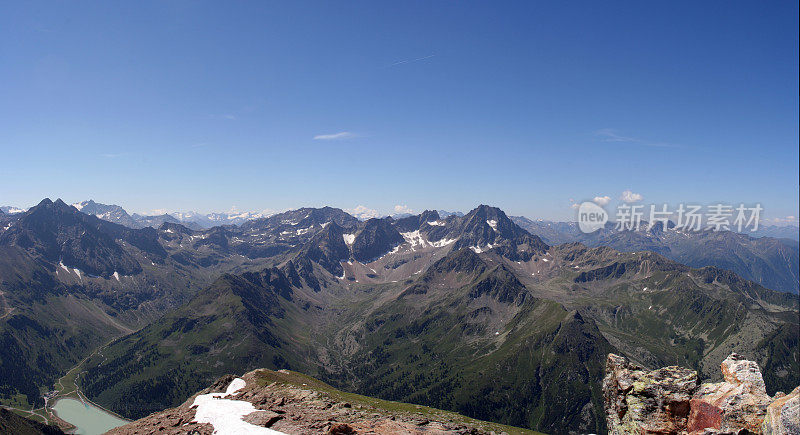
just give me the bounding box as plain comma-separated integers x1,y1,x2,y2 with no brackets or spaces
512,217,799,294
0,199,797,434
14,200,799,293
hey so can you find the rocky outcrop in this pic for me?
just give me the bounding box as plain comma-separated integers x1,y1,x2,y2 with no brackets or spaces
762,386,800,435
109,369,523,435
604,353,800,435
688,354,773,433
603,353,699,434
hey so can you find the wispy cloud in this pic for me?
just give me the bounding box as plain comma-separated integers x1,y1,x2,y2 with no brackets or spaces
766,216,799,226
620,190,644,203
385,54,436,68
595,128,682,148
394,204,413,214
101,153,127,158
347,205,380,220
593,196,611,206
207,114,237,121
314,131,356,141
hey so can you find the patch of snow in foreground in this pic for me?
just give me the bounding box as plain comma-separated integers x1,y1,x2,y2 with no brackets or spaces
113,271,121,281
427,220,445,226
342,233,356,245
192,378,286,434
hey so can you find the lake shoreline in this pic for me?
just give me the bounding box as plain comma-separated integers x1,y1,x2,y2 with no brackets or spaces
51,397,129,435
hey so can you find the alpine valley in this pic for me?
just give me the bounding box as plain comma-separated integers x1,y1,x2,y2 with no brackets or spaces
0,199,797,434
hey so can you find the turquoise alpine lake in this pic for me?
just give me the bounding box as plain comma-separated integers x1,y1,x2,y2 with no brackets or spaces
52,398,128,435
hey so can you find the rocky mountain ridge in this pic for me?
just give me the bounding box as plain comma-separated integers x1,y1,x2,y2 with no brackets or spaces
512,217,800,294
108,368,539,435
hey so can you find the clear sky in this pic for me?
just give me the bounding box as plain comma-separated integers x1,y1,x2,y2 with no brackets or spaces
1,1,798,222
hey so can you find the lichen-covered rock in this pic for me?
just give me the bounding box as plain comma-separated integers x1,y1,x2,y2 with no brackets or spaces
604,353,800,435
603,353,699,434
688,354,773,434
761,386,799,435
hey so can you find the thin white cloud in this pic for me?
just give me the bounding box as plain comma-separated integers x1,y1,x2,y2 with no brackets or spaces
393,204,413,214
101,153,127,158
767,216,799,226
595,129,682,148
595,128,637,143
313,132,356,141
208,114,237,120
593,196,611,206
347,205,380,220
385,54,436,68
620,190,644,203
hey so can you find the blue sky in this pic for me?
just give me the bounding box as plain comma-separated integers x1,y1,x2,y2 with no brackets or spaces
1,1,798,222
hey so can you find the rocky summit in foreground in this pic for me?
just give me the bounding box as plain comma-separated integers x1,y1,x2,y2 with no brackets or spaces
604,353,799,435
109,368,541,435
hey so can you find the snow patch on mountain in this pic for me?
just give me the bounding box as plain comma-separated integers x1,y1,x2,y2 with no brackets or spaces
469,243,494,254
192,378,285,434
430,237,457,248
400,230,428,249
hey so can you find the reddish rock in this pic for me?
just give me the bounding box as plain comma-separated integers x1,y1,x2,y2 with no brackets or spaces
328,423,356,434
688,400,722,432
688,354,772,434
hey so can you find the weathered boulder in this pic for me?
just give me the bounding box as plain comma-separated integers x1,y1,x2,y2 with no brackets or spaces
721,354,767,392
688,354,773,434
604,353,700,434
761,386,799,435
